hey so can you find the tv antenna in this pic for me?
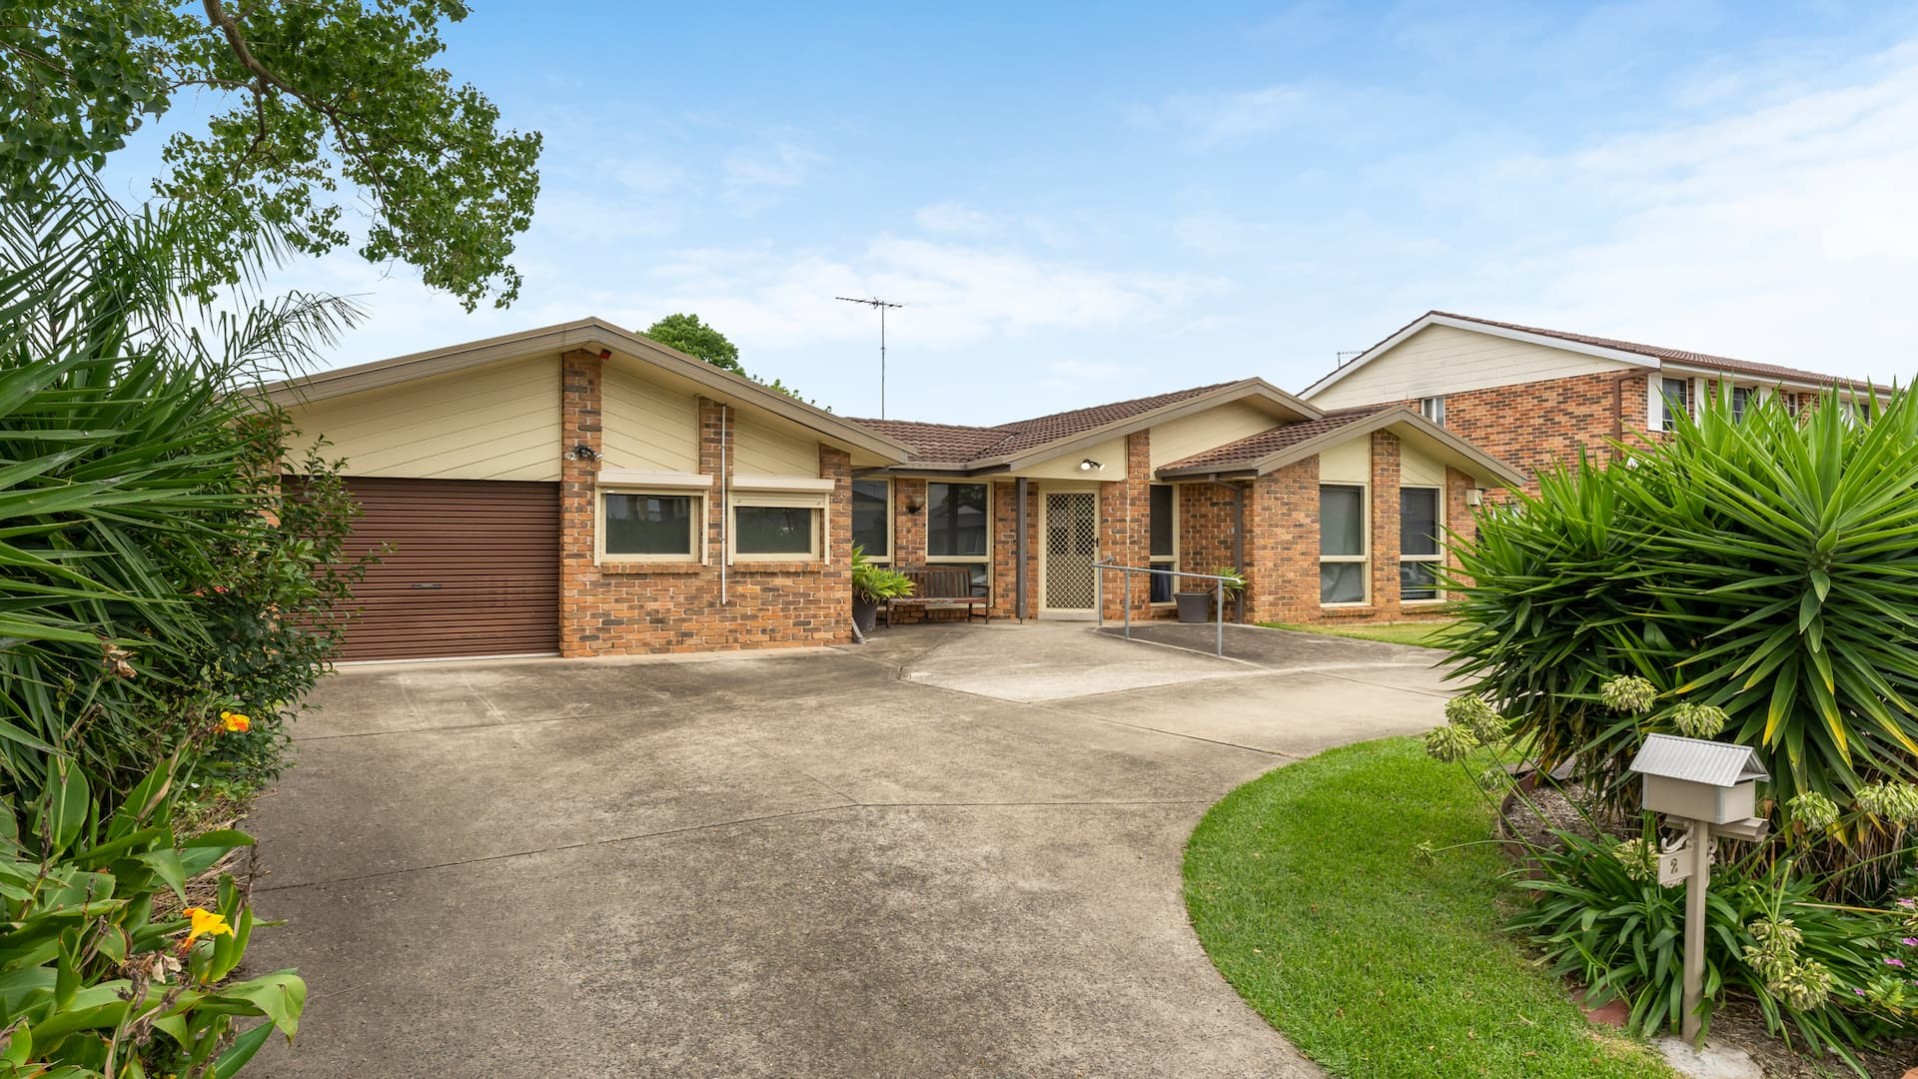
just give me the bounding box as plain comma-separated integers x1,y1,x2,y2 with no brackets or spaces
837,295,904,418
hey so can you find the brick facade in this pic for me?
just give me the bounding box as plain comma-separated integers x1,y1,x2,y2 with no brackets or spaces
557,349,853,655
1098,432,1153,620
1398,370,1655,488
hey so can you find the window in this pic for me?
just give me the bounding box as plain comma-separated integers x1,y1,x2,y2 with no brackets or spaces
1320,484,1367,605
1731,386,1752,421
927,482,988,559
1149,483,1177,603
852,479,890,560
1659,377,1690,433
734,505,820,559
1418,396,1445,426
1400,487,1442,602
603,492,700,560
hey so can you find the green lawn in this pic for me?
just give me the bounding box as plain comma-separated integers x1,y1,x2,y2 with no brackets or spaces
1260,619,1457,648
1183,738,1673,1079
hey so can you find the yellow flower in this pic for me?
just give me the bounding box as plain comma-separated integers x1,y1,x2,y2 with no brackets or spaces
220,711,251,733
183,907,232,946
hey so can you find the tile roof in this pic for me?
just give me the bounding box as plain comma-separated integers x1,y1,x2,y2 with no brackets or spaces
1428,311,1868,387
1159,406,1394,473
848,381,1243,466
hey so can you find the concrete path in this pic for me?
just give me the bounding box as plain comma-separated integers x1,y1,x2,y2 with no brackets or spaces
246,622,1454,1077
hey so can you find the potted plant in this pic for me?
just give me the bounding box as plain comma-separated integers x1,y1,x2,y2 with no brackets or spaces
1176,567,1244,624
851,543,914,635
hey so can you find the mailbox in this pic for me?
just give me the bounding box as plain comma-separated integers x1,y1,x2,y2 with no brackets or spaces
1628,733,1768,825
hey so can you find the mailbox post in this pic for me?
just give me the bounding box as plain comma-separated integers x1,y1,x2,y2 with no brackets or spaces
1626,734,1770,1044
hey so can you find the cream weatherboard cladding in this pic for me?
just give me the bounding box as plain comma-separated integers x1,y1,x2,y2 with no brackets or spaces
1016,436,1128,480
1309,324,1636,408
1401,442,1446,488
1318,437,1371,484
600,362,699,473
287,356,561,481
733,413,824,476
1148,403,1277,470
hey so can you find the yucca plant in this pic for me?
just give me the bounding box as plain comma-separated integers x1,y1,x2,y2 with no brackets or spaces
1449,385,1918,897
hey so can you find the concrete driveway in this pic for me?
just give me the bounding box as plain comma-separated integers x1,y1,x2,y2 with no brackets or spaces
246,622,1453,1077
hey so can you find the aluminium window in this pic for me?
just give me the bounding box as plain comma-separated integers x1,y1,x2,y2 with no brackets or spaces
852,478,891,561
1400,487,1443,602
1731,386,1753,422
1659,377,1690,433
1149,483,1177,603
927,482,989,559
602,492,701,561
1320,484,1368,605
730,486,828,562
1418,396,1445,426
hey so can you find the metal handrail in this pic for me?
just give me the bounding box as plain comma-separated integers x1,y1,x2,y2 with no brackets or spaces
1093,559,1242,657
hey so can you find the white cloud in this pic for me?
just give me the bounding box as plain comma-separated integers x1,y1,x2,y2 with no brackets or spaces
604,236,1225,354
1471,40,1918,380
914,201,1003,235
722,137,821,191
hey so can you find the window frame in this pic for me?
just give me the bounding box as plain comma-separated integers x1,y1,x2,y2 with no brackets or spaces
1657,377,1690,433
730,503,823,562
1731,385,1753,421
925,481,991,564
1398,485,1445,604
1319,482,1370,607
1148,482,1178,605
851,477,892,563
1418,396,1445,426
598,488,706,564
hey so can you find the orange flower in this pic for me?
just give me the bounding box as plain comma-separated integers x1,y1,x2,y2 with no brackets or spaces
219,710,251,733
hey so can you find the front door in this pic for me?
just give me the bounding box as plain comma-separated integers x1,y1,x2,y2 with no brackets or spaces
1042,489,1099,614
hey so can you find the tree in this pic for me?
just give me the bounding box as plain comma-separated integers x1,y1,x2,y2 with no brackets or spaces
0,0,542,310
645,312,744,375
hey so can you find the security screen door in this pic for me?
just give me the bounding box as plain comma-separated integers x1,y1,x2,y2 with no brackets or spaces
1043,490,1099,612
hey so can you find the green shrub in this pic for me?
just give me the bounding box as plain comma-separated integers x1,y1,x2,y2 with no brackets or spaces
0,172,367,805
0,752,305,1074
1449,386,1918,894
1509,828,1912,1071
850,544,915,603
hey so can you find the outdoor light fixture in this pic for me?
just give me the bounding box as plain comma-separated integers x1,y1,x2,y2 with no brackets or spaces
567,443,599,462
904,495,924,514
1465,488,1484,507
1078,458,1103,472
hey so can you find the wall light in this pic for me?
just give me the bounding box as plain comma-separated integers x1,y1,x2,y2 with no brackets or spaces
567,443,599,462
1078,458,1103,472
904,495,925,514
1465,488,1484,507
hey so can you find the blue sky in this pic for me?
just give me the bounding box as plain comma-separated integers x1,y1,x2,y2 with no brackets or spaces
114,1,1918,422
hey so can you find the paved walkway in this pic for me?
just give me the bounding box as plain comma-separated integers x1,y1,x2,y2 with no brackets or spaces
247,622,1454,1077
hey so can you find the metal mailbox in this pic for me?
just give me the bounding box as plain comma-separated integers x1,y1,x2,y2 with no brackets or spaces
1628,733,1768,825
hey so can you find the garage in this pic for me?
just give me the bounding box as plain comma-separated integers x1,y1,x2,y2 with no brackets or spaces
336,478,561,661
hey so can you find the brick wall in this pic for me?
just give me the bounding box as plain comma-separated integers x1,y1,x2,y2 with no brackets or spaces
1242,456,1319,624
557,349,852,655
990,479,1038,619
1404,370,1655,488
1175,480,1242,619
1098,432,1153,620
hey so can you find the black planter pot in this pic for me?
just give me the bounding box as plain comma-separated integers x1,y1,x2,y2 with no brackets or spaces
1174,592,1213,624
853,596,880,636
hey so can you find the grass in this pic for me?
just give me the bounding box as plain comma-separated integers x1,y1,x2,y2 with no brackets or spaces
1260,619,1457,648
1183,737,1673,1079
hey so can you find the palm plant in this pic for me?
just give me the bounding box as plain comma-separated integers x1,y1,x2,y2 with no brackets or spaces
0,169,359,800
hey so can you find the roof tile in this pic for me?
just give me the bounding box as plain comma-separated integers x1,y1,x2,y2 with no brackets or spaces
847,381,1244,466
1159,406,1394,473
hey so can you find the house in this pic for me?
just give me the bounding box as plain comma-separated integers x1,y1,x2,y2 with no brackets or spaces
1301,311,1880,484
270,318,1526,660
267,319,914,661
842,381,1524,628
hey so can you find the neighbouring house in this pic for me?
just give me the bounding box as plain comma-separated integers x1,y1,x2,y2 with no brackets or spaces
1301,311,1883,485
270,318,1525,662
843,381,1523,629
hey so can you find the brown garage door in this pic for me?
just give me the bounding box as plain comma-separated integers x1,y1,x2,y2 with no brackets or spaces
337,478,560,661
